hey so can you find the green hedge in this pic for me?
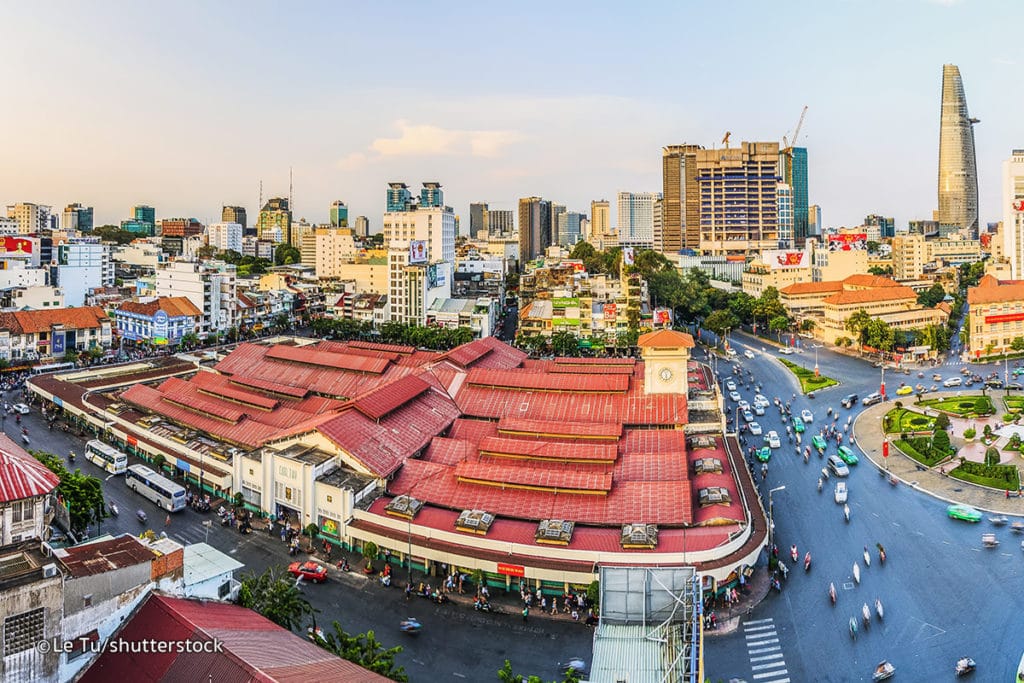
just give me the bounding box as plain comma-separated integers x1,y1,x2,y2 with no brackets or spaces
894,437,953,467
919,396,995,417
778,358,839,394
883,408,936,434
949,460,1021,491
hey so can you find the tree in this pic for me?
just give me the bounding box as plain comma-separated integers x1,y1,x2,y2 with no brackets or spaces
868,265,893,276
362,541,378,571
769,315,791,340
752,287,786,327
727,292,756,325
274,243,301,266
917,283,946,308
497,659,582,683
985,446,1001,466
630,249,673,278
152,452,167,473
931,427,951,455
798,318,816,332
550,331,579,357
237,567,317,631
934,413,951,430
866,240,880,253
316,621,408,682
845,309,873,347
196,244,218,260
33,451,106,536
179,332,199,349
1012,337,1024,353
863,318,895,352
703,310,738,337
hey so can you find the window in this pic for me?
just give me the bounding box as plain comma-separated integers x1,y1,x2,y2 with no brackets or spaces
83,594,93,608
4,607,44,656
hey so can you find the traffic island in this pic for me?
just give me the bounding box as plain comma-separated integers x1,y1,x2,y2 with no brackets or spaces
777,358,838,394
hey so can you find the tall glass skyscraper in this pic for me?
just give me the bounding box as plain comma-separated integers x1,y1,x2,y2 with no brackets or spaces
937,64,979,235
780,148,808,245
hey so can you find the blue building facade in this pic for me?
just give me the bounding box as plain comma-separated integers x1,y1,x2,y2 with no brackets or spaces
387,183,413,212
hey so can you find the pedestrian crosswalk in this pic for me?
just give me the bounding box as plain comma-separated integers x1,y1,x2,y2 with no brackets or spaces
742,618,789,683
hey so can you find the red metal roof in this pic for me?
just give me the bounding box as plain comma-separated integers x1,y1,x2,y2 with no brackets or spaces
264,344,391,374
423,437,474,466
191,375,279,410
441,339,493,367
455,460,613,493
553,357,636,366
466,368,629,393
57,534,155,577
478,435,619,463
548,364,635,375
447,418,498,444
228,374,308,398
497,417,622,439
79,593,391,682
347,340,416,354
353,374,430,420
441,336,527,369
0,434,60,503
456,385,687,425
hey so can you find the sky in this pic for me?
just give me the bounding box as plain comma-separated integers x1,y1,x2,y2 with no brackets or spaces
1,0,1021,232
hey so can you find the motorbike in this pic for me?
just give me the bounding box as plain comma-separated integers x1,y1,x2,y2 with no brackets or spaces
954,657,976,676
804,552,811,572
844,504,850,523
399,618,421,635
863,546,871,567
804,451,809,463
849,617,858,640
821,468,830,480
337,559,351,572
817,478,823,493
853,562,861,584
862,603,871,629
68,451,76,463
829,582,836,606
136,509,148,524
875,598,884,621
873,661,896,681
878,545,887,565
791,545,799,562
109,502,119,517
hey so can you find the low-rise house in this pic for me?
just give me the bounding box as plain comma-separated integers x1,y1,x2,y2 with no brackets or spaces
0,306,111,362
114,296,203,347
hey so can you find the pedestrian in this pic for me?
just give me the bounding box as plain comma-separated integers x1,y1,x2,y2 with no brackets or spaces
550,597,558,615
522,605,529,622
164,515,171,527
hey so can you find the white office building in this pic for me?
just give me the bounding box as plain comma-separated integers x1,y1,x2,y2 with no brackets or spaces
155,260,237,338
777,183,794,248
206,222,244,254
616,191,660,247
1002,149,1024,279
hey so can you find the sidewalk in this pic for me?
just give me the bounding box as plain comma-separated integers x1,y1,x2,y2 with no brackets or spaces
854,394,1024,516
704,559,773,637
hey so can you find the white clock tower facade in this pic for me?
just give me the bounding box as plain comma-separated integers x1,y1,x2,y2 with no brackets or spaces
637,329,694,395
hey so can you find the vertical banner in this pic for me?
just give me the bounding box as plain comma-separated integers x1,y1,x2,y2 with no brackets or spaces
622,247,635,266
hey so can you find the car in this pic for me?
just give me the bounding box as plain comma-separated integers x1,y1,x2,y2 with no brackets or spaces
812,434,827,452
827,455,850,477
729,391,741,402
757,446,772,462
834,481,848,504
862,392,884,406
985,378,1004,389
754,405,766,416
754,394,769,407
738,400,750,411
841,394,859,409
726,348,738,358
946,504,983,523
1014,367,1024,377
800,409,813,423
836,445,859,465
932,374,943,382
11,403,29,415
748,422,763,435
288,561,328,583
725,380,737,392
942,377,962,389
792,417,805,433
779,347,795,355
744,350,755,359
1009,383,1023,391
766,431,781,448
742,410,754,423
896,385,914,396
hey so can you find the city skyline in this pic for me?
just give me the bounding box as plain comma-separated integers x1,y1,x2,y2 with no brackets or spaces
2,1,1022,232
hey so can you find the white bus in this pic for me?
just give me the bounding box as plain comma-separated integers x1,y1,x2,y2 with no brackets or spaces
84,439,128,475
125,464,186,512
31,361,76,375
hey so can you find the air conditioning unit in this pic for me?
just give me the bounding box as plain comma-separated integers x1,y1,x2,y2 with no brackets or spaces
42,563,58,579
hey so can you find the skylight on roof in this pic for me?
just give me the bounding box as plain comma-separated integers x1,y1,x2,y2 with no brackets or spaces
620,523,658,549
455,509,494,535
535,519,574,545
384,495,423,520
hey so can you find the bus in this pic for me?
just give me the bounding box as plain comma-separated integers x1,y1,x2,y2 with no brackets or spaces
125,464,186,512
31,361,77,375
84,439,128,475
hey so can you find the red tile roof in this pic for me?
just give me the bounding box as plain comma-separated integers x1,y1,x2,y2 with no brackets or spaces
79,593,391,682
497,417,622,439
0,434,60,503
353,374,431,420
116,296,202,318
842,274,901,288
637,329,695,349
479,435,619,463
447,418,498,444
467,368,629,393
56,534,155,577
821,286,917,306
0,306,108,335
779,281,845,295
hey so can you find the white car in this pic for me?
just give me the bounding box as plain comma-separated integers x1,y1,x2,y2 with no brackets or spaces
754,394,769,407
766,431,781,449
742,410,754,423
728,391,741,402
943,377,962,387
726,348,738,358
801,409,813,423
749,422,763,435
725,380,737,392
11,403,29,415
744,350,755,359
779,347,795,355
738,400,750,411
754,405,766,416
834,481,848,504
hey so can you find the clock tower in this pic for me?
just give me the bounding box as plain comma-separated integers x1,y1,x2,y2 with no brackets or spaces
638,329,695,395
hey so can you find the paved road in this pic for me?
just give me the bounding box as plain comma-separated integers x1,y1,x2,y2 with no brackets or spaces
702,336,1024,682
21,404,591,683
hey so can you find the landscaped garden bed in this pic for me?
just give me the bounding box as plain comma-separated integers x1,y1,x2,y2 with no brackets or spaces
883,408,936,434
918,395,994,417
893,434,954,468
949,459,1021,492
778,358,838,394
1004,395,1024,413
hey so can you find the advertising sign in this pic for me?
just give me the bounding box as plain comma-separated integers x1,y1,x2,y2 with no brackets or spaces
622,246,635,265
552,297,579,308
827,233,867,251
0,236,32,256
654,308,673,326
52,329,66,356
427,264,438,288
570,262,587,272
497,563,525,577
604,303,617,321
408,240,428,264
153,310,169,340
763,249,809,269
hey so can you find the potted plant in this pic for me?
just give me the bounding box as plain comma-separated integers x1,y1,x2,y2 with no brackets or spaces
362,541,378,573
963,427,977,441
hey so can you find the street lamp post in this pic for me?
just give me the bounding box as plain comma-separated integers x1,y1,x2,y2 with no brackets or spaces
880,365,886,399
767,485,786,553
812,344,822,377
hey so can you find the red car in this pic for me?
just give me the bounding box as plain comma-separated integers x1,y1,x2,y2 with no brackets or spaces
288,561,328,583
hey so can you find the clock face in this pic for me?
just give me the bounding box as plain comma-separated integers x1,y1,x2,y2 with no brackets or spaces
659,367,673,382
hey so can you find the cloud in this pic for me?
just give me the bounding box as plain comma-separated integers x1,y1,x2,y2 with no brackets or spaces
338,120,524,169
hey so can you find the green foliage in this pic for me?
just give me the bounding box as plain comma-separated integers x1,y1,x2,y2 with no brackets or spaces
985,446,1001,466
1011,337,1024,353
845,309,873,344
316,622,408,682
919,396,995,417
868,265,893,276
753,287,786,326
233,491,245,507
983,424,993,438
778,358,839,393
497,659,582,683
894,437,951,467
882,408,935,434
32,451,106,535
768,315,791,337
304,522,318,538
587,580,600,609
274,243,301,266
949,460,1020,491
152,452,166,472
934,412,951,430
962,427,977,439
703,310,738,337
550,330,580,357
959,261,986,289
362,541,378,570
1008,433,1022,451
798,318,816,332
931,427,951,453
917,283,947,308
89,225,142,245
237,567,317,631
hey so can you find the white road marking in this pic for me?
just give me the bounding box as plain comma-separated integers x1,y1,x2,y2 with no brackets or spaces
752,661,787,671
746,638,779,647
744,624,776,633
745,618,773,625
748,646,781,655
749,653,784,663
753,671,788,680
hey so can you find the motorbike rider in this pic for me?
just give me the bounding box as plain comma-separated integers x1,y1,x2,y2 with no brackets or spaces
790,544,798,561
817,477,823,492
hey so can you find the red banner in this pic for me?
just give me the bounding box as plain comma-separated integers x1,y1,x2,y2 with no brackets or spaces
882,441,889,458
497,563,525,577
127,436,138,447
984,313,1024,325
0,236,32,255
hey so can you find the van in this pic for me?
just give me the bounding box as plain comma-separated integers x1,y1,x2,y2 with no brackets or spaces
862,392,884,406
943,377,962,387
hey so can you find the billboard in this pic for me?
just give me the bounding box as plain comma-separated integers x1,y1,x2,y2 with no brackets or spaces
622,247,635,265
51,329,66,356
763,249,809,269
0,236,32,256
408,240,428,264
827,233,867,251
551,297,579,308
604,303,617,321
654,308,673,326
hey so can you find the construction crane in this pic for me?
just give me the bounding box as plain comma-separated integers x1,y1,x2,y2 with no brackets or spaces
782,105,808,156
722,131,731,149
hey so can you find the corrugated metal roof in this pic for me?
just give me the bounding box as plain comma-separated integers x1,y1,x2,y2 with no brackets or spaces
229,374,308,398
467,368,630,393
497,417,622,439
265,344,391,374
56,534,155,577
455,460,613,492
479,435,619,463
182,543,244,586
353,374,430,420
589,623,681,683
0,433,60,503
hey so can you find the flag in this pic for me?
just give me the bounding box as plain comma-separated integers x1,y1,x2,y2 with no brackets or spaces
622,247,635,266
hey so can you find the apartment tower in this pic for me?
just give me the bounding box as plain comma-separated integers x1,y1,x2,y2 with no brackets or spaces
661,144,703,254
517,197,552,266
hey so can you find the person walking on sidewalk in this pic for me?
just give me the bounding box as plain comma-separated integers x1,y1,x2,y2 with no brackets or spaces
522,605,529,622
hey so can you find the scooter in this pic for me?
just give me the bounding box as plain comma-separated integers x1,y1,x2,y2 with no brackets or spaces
863,546,871,567
862,603,871,629
791,545,799,563
829,582,836,606
108,502,119,517
804,552,811,572
853,562,861,584
875,598,884,621
954,657,976,676
844,504,850,523
399,618,421,635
